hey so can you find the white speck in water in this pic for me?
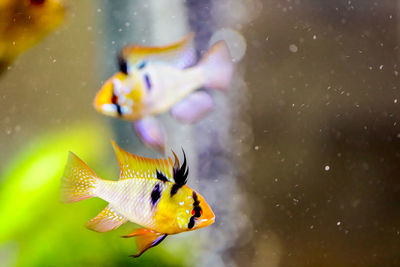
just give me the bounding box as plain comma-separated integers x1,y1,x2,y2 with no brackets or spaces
379,65,384,70
254,146,260,151
337,221,341,226
394,99,398,104
325,165,330,171
313,35,317,40
289,44,298,53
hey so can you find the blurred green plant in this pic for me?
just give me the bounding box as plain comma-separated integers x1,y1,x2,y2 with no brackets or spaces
0,123,185,267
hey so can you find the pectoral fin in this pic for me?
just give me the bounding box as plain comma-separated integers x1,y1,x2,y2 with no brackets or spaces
134,117,166,154
85,205,127,232
170,91,214,124
122,228,168,257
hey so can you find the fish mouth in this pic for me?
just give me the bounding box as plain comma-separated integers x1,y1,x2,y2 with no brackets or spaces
197,208,215,228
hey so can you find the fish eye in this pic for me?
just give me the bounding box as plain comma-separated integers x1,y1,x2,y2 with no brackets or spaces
191,206,202,217
30,0,46,5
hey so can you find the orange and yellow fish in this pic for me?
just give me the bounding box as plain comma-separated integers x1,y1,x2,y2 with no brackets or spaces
0,0,65,73
61,141,215,257
94,34,233,153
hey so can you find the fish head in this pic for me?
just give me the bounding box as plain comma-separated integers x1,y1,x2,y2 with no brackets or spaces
170,186,215,232
94,72,145,120
188,190,215,230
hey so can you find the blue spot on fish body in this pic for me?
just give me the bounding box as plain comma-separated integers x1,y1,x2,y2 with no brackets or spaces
145,74,152,91
137,61,147,69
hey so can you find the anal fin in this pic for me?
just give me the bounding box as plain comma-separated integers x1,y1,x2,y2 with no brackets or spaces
134,117,166,154
86,205,128,232
122,228,168,257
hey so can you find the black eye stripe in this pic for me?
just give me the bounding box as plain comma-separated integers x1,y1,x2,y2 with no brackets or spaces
191,192,202,218
193,206,202,217
192,191,200,206
188,216,195,229
111,89,122,116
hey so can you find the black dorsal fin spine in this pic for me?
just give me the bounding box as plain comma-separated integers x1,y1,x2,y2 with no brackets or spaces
170,149,189,197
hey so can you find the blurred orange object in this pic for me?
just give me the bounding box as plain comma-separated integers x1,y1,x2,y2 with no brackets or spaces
0,0,65,73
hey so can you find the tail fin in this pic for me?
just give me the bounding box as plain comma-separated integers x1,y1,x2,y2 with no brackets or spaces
198,41,233,90
61,152,99,203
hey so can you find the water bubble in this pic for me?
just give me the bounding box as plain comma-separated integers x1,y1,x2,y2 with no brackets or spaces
210,28,247,63
289,44,298,53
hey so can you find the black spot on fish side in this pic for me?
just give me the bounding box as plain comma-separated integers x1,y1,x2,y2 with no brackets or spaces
188,216,195,229
150,184,162,207
117,55,128,74
156,171,168,182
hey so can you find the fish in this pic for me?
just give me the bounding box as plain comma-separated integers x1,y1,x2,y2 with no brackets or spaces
94,34,233,153
61,141,215,257
0,0,65,74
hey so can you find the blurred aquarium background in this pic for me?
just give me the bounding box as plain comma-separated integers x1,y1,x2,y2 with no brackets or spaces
1,0,400,266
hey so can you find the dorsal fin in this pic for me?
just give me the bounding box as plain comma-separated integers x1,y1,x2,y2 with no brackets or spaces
170,150,189,196
120,33,196,70
111,140,174,181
